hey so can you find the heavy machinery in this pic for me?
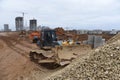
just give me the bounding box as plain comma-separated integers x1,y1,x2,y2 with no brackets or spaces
29,29,80,68
17,30,27,41
29,31,40,43
19,30,26,38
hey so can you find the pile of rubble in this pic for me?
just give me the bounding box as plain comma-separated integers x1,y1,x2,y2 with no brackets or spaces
47,35,120,80
107,33,120,44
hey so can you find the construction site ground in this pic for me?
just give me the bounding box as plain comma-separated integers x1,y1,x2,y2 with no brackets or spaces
0,32,94,80
46,33,120,80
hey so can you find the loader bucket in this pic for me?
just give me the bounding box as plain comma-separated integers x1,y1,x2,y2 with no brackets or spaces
29,45,90,69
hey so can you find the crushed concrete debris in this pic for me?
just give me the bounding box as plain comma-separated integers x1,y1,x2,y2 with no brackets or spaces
47,39,120,80
107,33,120,44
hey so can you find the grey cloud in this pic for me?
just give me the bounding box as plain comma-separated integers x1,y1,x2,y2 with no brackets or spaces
0,0,120,30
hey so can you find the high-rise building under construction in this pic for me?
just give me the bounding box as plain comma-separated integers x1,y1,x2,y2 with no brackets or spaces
15,17,23,31
29,19,37,31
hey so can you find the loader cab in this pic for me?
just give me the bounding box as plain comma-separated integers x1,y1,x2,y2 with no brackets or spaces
39,30,59,48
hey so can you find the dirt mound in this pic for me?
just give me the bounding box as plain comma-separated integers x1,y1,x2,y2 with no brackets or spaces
0,43,4,49
47,39,120,80
107,33,120,44
0,38,35,80
0,32,42,80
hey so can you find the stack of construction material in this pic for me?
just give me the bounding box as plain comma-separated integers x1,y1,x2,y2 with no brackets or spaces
47,34,120,80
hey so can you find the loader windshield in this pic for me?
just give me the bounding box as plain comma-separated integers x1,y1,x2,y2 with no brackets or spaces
43,30,57,46
51,31,57,41
45,31,57,41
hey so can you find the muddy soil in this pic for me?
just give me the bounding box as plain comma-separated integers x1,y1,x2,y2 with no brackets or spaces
0,32,92,80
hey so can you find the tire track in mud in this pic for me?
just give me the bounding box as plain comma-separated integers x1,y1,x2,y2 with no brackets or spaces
0,36,29,59
7,35,34,49
3,33,34,48
0,35,64,80
0,36,50,72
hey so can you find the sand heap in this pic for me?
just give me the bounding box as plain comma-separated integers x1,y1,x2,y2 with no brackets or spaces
47,35,120,80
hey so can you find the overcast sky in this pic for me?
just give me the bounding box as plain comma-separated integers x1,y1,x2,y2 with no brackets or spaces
0,0,120,30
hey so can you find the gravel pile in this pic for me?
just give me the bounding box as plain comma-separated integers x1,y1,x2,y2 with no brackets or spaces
107,33,120,44
47,39,120,80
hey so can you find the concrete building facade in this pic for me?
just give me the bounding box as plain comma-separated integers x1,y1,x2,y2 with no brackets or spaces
15,17,23,31
29,19,37,31
4,24,9,31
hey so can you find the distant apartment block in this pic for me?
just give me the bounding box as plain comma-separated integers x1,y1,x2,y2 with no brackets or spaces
15,17,23,31
29,19,37,31
77,30,88,34
88,30,103,34
77,29,103,35
110,29,117,34
4,24,11,32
